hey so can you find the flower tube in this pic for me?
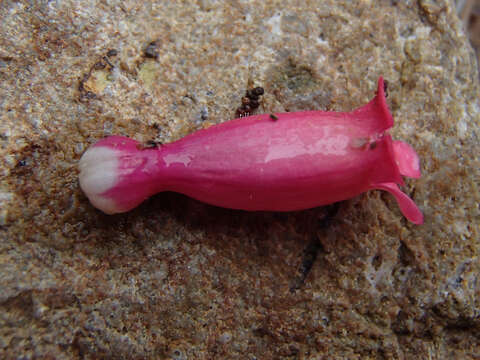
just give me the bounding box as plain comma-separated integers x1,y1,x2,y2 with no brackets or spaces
79,77,423,224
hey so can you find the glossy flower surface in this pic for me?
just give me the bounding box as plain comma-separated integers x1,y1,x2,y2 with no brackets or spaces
79,77,423,224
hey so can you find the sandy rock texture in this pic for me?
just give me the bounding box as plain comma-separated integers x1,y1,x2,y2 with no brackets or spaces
0,0,479,359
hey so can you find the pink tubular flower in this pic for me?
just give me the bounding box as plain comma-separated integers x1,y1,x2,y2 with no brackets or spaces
79,77,423,224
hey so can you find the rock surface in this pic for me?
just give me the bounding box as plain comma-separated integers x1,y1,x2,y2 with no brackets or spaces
0,0,479,359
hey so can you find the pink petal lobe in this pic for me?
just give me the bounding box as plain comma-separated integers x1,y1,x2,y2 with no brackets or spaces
350,77,394,133
393,140,421,178
372,182,424,225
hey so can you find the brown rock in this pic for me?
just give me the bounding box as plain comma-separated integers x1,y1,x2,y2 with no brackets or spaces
0,0,479,359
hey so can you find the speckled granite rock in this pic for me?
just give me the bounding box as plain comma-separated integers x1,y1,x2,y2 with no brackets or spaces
0,0,479,359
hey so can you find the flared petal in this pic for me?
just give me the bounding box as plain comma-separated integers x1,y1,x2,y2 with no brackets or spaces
349,77,394,133
372,182,424,224
393,140,421,178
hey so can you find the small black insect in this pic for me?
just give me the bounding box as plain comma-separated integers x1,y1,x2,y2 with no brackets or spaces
269,113,278,121
144,41,160,59
106,49,118,57
137,140,162,150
